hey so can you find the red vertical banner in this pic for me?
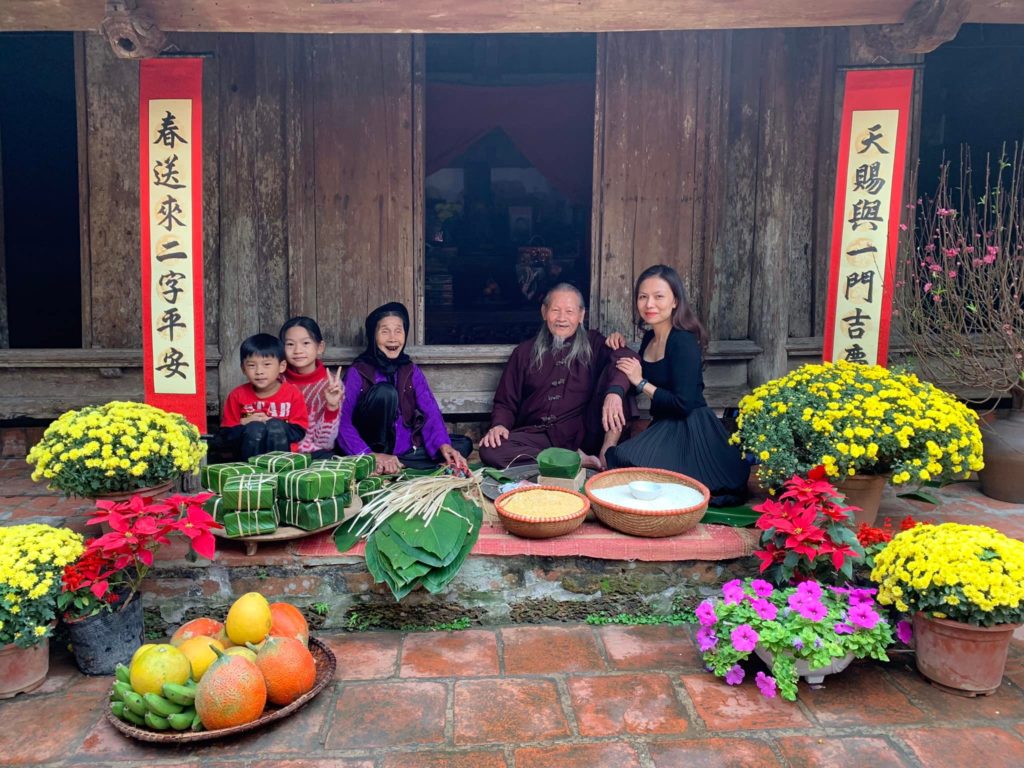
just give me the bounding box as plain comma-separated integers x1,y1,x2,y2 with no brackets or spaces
140,58,206,432
823,69,914,366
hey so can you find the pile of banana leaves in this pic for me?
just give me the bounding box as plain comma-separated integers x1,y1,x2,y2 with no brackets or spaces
333,482,482,600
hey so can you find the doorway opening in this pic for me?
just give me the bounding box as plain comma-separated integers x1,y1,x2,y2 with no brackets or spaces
423,34,596,345
0,32,81,348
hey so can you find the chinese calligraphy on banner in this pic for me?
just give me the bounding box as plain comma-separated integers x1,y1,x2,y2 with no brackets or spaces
140,59,206,432
823,69,913,366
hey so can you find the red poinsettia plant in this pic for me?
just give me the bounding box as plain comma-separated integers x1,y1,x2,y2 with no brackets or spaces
753,467,865,586
58,492,220,621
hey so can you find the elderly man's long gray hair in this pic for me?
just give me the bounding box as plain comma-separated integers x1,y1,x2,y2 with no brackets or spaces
530,284,593,371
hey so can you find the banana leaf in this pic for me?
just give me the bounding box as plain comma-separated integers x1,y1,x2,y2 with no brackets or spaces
333,517,364,554
388,493,468,560
537,447,581,479
375,528,432,581
385,502,468,565
421,494,483,594
365,536,421,600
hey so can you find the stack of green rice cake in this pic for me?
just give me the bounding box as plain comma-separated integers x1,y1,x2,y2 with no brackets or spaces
276,465,354,530
210,474,279,537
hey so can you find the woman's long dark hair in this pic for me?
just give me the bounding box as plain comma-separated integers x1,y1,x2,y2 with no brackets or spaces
633,264,708,351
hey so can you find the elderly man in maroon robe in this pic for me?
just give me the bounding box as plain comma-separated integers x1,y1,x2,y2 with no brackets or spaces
480,283,639,469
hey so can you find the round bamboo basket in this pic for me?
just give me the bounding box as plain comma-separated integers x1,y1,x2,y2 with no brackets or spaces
584,468,709,537
105,637,336,743
494,485,589,539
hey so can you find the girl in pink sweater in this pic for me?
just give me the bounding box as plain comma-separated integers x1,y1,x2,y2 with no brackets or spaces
280,316,343,457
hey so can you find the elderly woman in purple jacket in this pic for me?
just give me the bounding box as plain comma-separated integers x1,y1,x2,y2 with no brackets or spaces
338,302,471,474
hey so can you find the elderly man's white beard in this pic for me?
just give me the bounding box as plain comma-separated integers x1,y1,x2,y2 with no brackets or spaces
551,334,568,351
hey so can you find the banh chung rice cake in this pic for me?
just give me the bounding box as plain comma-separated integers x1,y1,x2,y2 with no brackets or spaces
502,489,585,519
589,482,704,511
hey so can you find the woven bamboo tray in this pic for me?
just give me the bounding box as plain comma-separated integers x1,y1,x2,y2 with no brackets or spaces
494,485,589,539
584,468,709,537
105,637,336,743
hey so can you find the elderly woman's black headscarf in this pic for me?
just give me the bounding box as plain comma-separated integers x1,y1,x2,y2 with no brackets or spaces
353,302,412,381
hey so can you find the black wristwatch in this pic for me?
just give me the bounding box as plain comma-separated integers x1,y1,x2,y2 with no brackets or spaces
634,378,648,395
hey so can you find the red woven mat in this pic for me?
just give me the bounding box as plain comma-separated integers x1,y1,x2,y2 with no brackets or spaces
294,521,758,562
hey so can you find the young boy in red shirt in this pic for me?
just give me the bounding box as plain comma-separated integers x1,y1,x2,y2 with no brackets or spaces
217,333,310,459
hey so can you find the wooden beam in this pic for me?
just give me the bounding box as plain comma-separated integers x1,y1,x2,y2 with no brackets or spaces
2,0,1022,35
852,0,971,57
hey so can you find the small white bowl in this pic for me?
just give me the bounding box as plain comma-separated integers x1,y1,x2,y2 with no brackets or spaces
628,481,661,500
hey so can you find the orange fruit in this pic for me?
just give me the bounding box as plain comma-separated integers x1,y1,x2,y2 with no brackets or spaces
129,644,191,695
171,617,224,647
253,636,317,706
269,602,309,646
194,652,267,730
177,636,225,681
225,592,272,645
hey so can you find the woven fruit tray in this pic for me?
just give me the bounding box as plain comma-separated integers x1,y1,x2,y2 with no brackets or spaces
105,637,336,743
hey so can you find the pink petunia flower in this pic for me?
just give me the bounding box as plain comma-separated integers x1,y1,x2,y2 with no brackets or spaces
696,626,718,652
722,579,746,605
751,598,778,621
896,620,913,644
750,579,774,598
834,622,855,635
847,603,881,630
797,600,828,622
755,671,777,698
730,624,759,653
696,600,718,627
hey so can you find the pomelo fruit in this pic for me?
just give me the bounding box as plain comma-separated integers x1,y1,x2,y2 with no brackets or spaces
253,636,317,706
130,643,156,667
269,602,309,646
129,644,191,696
194,651,267,730
177,635,225,681
223,646,258,663
170,617,224,647
225,592,272,645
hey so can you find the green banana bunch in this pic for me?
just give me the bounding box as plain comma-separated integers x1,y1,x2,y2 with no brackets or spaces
144,711,171,731
118,705,146,727
167,707,197,731
162,681,197,706
122,690,148,717
143,692,184,717
114,663,131,684
110,681,133,702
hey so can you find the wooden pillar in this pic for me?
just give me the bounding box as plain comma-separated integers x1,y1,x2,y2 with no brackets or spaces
0,119,7,348
748,29,792,386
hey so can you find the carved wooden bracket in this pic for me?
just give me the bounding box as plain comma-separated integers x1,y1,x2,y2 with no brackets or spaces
851,0,970,60
99,0,168,59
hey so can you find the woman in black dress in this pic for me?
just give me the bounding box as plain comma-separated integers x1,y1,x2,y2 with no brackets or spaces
604,264,750,506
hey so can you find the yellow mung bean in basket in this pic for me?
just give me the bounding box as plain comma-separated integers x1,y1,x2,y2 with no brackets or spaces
503,489,584,519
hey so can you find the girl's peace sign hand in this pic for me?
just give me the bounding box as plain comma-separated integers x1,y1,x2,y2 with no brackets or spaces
325,366,344,410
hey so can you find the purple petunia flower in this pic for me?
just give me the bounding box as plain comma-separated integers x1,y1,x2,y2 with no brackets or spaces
696,600,718,627
834,622,854,635
847,603,881,630
730,624,760,653
750,579,774,598
751,598,778,621
791,637,804,650
797,600,828,622
725,664,745,685
896,620,913,644
696,626,719,652
755,671,777,698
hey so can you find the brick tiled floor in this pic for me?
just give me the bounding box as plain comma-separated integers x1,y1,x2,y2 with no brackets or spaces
2,460,1024,765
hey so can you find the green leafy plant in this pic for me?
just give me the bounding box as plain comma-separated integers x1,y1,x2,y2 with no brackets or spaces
311,602,330,616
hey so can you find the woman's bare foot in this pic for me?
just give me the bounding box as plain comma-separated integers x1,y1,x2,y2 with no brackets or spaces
578,450,602,471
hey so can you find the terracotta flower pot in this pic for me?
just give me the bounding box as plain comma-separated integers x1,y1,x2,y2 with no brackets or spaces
978,411,1024,503
88,479,175,503
913,612,1019,696
835,473,887,528
0,638,50,699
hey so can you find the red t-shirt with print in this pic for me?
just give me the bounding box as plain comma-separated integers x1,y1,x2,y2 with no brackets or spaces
221,381,310,433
